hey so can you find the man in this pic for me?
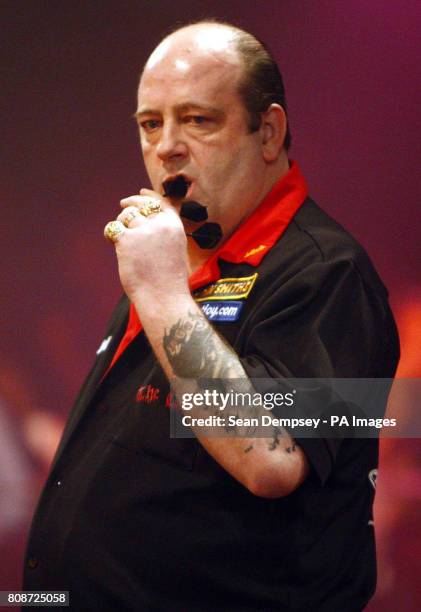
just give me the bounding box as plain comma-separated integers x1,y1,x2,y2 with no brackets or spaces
24,21,399,610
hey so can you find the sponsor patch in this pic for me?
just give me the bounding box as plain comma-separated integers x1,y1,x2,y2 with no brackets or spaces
194,273,258,302
200,301,244,322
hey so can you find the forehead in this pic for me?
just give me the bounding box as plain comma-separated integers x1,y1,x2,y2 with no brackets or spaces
138,28,244,108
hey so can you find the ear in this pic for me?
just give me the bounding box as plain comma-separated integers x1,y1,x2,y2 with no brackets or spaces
260,104,287,162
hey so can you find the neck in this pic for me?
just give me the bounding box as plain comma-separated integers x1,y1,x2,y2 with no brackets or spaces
187,239,217,274
186,152,290,274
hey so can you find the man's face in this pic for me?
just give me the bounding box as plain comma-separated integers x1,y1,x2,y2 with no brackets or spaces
136,27,267,233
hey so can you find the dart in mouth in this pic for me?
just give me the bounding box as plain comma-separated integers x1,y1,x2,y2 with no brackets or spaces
162,175,222,249
163,176,208,221
163,175,191,199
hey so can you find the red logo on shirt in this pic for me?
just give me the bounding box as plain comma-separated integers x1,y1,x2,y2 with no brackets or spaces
135,386,180,410
136,384,160,404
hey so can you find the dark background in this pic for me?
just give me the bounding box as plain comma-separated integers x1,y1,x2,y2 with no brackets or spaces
1,1,420,609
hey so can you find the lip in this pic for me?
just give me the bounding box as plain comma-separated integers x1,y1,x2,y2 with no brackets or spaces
185,180,194,199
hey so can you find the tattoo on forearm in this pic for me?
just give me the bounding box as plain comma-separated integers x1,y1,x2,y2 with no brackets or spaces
268,428,298,454
268,427,283,451
163,310,242,379
164,311,271,440
244,444,254,453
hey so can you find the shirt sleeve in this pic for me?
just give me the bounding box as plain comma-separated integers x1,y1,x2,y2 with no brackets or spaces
238,257,396,483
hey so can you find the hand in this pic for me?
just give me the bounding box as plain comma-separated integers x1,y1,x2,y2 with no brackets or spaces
110,188,190,303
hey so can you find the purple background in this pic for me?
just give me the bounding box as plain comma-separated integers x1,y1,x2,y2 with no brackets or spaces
2,1,420,608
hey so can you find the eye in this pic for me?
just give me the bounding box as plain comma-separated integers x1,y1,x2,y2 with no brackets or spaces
184,115,209,125
140,119,161,132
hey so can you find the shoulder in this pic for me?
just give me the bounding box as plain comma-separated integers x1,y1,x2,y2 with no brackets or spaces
263,197,388,300
239,197,399,376
290,198,387,293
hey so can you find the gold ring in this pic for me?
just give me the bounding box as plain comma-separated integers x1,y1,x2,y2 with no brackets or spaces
104,220,125,243
139,197,162,217
122,209,140,228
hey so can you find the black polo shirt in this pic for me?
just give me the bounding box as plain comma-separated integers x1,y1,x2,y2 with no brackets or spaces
24,164,399,611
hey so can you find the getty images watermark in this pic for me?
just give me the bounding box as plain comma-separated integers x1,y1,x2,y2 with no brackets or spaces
169,378,421,439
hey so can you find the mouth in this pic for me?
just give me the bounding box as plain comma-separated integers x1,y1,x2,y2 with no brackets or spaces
162,175,192,199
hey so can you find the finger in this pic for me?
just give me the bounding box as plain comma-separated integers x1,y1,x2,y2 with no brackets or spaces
120,191,177,217
137,196,163,216
139,188,161,198
120,194,146,209
120,193,165,211
117,206,142,228
120,197,165,222
139,189,176,213
104,220,125,244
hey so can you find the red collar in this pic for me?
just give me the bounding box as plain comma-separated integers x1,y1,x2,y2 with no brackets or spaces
189,160,307,292
108,161,307,370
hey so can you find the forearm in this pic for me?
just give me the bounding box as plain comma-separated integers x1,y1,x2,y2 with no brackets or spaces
133,289,309,497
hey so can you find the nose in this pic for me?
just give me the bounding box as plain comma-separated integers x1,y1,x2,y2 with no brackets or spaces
156,120,188,162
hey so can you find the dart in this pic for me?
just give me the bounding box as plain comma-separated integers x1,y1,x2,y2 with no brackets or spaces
163,175,222,248
163,176,208,220
180,201,208,222
163,175,190,198
187,223,223,249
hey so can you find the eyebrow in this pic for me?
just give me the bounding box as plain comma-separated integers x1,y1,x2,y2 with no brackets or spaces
133,103,224,121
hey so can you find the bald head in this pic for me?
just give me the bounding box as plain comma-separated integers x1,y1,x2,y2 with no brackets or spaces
141,23,245,117
145,22,240,72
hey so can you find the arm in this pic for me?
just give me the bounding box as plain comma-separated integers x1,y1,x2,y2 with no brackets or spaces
137,298,309,498
112,192,309,498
